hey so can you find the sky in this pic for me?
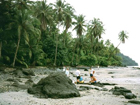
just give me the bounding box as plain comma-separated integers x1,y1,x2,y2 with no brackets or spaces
39,0,140,65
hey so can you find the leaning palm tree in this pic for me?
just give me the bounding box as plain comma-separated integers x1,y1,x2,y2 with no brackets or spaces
118,30,129,47
108,30,128,60
114,30,129,52
11,10,35,67
72,14,86,64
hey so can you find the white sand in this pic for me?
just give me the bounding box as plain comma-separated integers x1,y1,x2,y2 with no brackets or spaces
0,67,140,105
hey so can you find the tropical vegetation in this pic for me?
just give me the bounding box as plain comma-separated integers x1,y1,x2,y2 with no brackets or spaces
0,0,135,68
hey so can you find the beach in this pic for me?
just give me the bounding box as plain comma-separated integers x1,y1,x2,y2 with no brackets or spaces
0,66,140,105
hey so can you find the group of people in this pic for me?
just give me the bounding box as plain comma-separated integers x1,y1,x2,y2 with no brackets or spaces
75,67,96,84
63,66,97,84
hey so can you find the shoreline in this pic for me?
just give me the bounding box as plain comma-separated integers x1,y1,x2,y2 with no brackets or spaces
0,67,140,105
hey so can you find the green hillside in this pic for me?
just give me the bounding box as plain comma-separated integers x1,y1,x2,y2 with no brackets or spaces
118,53,138,66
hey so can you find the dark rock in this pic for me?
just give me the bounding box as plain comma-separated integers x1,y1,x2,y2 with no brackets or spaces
25,79,34,88
79,86,94,90
128,100,140,104
90,82,116,87
6,78,15,81
25,79,34,84
22,69,35,76
94,87,100,90
84,69,88,71
28,85,43,94
78,88,87,91
0,67,6,72
28,72,80,98
84,74,88,76
113,91,122,95
124,93,137,99
101,88,108,91
13,70,25,77
108,72,114,74
91,82,104,87
13,69,35,77
102,83,116,85
110,86,137,99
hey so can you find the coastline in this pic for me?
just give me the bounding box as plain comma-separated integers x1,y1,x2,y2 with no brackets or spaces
0,66,140,105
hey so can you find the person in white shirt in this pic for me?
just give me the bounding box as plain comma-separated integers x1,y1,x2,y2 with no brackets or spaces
75,69,80,83
63,66,66,72
65,67,70,77
89,67,96,83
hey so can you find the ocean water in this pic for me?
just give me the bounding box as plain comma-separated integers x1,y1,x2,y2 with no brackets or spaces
127,66,140,68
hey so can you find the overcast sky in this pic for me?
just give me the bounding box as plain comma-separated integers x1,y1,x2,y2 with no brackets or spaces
46,0,140,65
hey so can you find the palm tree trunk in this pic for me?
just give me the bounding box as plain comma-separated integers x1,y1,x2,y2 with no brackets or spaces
91,35,93,54
71,39,78,65
12,33,21,67
63,29,66,47
54,34,58,66
54,24,60,66
0,41,2,58
76,38,80,64
108,42,121,60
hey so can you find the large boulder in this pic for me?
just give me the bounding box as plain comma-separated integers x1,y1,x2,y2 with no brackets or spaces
28,72,80,98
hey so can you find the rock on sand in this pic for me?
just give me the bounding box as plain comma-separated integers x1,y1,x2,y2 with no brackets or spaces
28,72,80,98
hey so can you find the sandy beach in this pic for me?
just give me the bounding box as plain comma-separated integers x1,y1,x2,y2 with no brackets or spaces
0,66,140,105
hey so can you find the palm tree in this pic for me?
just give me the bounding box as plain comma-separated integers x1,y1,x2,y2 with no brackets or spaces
72,14,86,64
105,39,111,47
88,18,104,53
0,0,14,59
34,0,53,32
2,0,33,67
118,30,129,47
63,6,75,47
108,30,128,60
52,0,72,66
114,30,128,52
13,0,33,10
11,10,35,67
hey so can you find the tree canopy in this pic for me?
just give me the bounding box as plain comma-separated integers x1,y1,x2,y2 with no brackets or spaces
0,0,137,67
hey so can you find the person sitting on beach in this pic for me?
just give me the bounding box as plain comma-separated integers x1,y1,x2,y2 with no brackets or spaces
79,76,84,83
63,66,66,72
75,69,80,83
65,67,70,77
89,67,97,83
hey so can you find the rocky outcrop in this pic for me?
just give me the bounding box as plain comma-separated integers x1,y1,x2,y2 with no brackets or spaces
28,72,80,98
110,86,137,99
13,69,35,77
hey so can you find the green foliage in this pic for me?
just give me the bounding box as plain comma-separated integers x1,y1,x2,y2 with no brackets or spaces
0,0,136,68
3,56,11,65
80,54,97,66
98,56,109,67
